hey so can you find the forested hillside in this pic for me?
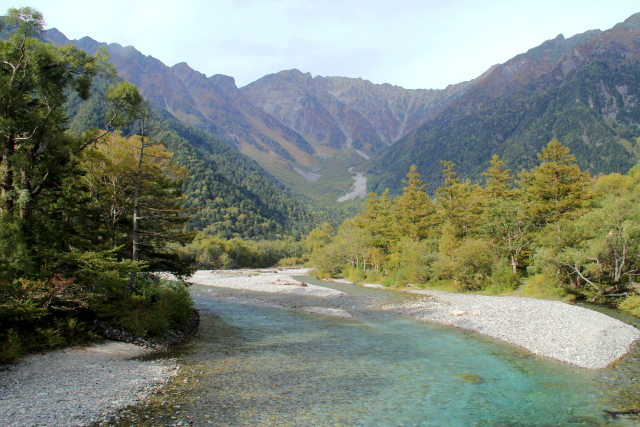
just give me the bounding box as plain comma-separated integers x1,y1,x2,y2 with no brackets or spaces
64,75,323,239
312,140,640,317
368,14,640,194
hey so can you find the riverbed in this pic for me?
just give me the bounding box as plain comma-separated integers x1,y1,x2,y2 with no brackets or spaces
106,276,640,425
337,167,367,202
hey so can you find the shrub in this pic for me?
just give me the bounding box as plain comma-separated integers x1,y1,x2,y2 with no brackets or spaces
485,262,521,294
618,293,640,318
519,274,572,301
432,239,497,291
342,264,367,282
112,274,193,338
0,329,22,364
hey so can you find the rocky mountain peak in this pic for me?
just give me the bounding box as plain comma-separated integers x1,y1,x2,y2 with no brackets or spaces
209,74,237,90
170,61,203,78
624,12,640,27
43,27,68,45
271,69,313,85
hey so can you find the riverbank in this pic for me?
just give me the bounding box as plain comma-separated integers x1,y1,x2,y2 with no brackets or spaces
383,289,640,369
190,270,640,368
188,268,344,298
0,341,178,426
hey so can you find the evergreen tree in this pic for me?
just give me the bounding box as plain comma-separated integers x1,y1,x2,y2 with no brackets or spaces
356,190,395,252
0,8,106,276
519,138,592,230
482,154,514,199
394,165,438,241
435,161,483,238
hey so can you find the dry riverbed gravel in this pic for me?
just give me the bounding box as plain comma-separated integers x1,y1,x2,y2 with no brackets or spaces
188,268,344,298
383,289,640,369
0,342,178,426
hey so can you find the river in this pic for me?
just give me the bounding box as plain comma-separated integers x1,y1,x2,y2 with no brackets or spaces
112,277,640,425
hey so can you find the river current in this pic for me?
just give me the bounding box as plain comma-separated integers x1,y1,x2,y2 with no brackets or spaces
114,277,640,425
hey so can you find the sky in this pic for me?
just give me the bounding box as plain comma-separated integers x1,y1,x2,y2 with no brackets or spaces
13,0,640,89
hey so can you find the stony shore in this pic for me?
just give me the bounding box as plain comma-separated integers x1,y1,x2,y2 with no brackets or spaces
188,268,344,298
190,269,640,368
383,289,640,369
0,342,178,426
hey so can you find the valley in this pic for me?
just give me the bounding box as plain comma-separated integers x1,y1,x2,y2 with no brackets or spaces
4,5,640,426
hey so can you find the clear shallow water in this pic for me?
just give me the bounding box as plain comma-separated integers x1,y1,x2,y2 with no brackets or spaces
115,279,640,425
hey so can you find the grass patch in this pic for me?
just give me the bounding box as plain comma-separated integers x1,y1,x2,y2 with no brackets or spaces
618,293,640,318
514,274,573,301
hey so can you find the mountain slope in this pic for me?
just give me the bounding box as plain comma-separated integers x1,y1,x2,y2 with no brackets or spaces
46,31,319,172
44,28,481,201
241,69,477,156
60,72,322,239
368,13,640,194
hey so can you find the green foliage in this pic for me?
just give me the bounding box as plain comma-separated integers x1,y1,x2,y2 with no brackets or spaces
383,238,438,286
0,10,195,362
518,274,571,301
80,133,194,277
310,241,344,279
519,138,593,229
113,274,193,338
486,263,521,294
618,294,640,318
394,165,438,240
436,161,484,238
182,233,303,269
312,140,640,314
304,222,335,256
432,239,498,291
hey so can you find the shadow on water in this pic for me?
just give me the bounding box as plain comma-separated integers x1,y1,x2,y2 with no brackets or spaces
109,278,640,426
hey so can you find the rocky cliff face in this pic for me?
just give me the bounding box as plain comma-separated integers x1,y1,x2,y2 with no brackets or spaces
241,69,476,157
47,29,478,198
46,33,317,173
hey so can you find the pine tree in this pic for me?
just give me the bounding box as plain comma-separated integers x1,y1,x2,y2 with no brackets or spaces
482,154,513,199
518,138,592,230
394,165,438,241
435,161,483,238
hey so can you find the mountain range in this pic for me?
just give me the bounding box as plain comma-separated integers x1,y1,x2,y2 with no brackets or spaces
369,12,640,192
41,11,640,227
42,28,484,201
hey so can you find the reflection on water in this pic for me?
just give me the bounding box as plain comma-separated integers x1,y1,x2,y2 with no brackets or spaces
113,279,640,426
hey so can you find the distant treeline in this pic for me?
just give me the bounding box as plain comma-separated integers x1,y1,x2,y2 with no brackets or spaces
308,138,640,317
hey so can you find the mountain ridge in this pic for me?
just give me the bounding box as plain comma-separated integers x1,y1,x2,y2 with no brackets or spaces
43,11,640,204
368,13,640,193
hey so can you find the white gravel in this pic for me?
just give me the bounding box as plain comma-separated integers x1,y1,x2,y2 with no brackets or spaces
383,289,640,369
0,341,178,426
188,268,345,298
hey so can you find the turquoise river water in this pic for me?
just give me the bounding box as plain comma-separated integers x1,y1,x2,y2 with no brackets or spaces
113,277,640,425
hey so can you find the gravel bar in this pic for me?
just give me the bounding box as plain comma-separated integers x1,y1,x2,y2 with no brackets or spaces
188,268,345,298
383,289,640,369
0,341,178,426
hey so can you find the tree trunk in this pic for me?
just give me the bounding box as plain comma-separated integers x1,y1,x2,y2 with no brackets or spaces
127,116,145,290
